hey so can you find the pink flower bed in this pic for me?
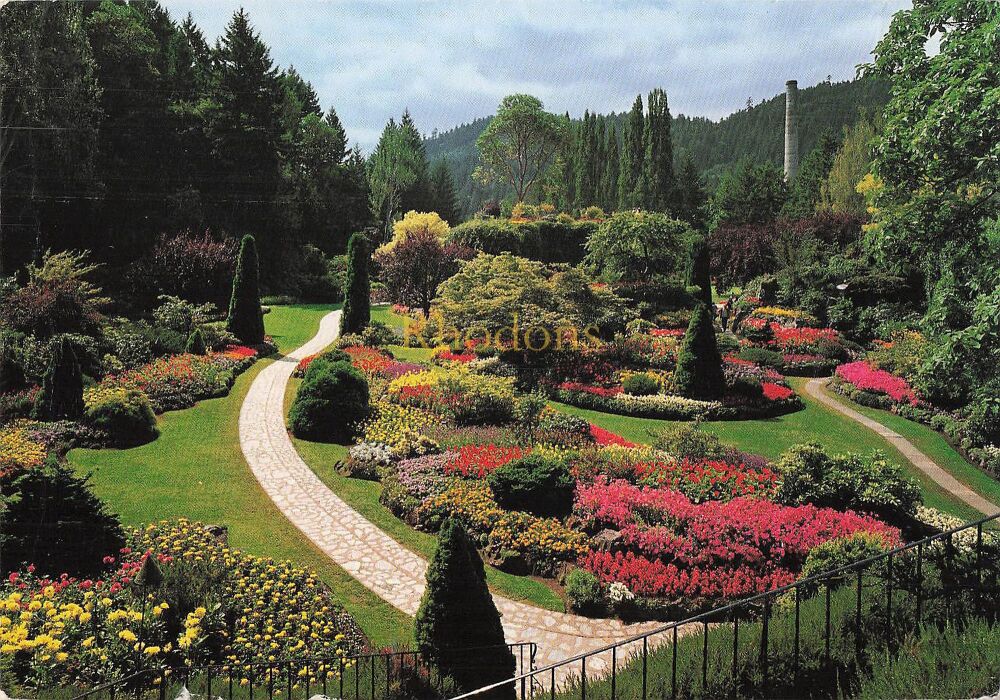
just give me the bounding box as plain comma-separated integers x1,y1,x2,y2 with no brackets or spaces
650,328,684,338
575,479,900,600
835,361,917,404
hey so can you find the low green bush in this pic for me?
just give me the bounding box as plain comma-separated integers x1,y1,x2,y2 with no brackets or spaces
653,421,727,460
776,443,921,523
84,387,158,447
185,328,207,355
289,360,369,442
564,568,605,615
487,454,575,518
736,347,784,368
796,532,892,598
622,372,660,396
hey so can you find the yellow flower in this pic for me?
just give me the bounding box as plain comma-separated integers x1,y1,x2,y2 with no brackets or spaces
119,629,137,642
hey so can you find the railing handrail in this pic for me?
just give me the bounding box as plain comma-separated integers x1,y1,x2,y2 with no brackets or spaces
66,641,537,699
449,510,1000,699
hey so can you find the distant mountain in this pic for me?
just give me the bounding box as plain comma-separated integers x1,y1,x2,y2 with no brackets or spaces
424,76,889,217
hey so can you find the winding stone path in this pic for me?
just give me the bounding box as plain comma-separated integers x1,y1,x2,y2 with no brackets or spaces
239,310,667,683
804,378,1000,515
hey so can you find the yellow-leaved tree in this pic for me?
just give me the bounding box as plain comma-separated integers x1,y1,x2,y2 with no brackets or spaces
378,211,450,254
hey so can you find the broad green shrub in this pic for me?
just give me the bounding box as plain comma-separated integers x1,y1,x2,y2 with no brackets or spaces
33,335,84,421
0,460,126,578
185,328,207,355
447,217,595,264
736,347,784,368
415,520,515,699
673,304,725,399
565,568,605,615
289,360,369,442
84,387,158,447
623,372,660,396
340,233,371,336
226,235,265,344
796,532,892,597
653,421,726,460
776,443,921,522
536,409,591,439
487,454,574,518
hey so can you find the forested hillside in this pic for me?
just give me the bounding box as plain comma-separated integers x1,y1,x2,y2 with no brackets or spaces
426,77,889,216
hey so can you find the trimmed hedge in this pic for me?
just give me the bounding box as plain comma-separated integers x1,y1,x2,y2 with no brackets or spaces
487,454,575,518
289,359,369,442
84,388,158,447
447,218,597,264
553,386,802,421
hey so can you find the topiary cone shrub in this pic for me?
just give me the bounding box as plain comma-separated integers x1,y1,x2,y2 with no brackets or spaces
288,359,369,442
185,328,207,355
415,519,515,699
227,235,265,345
686,235,713,308
674,303,725,400
33,335,84,420
340,232,371,336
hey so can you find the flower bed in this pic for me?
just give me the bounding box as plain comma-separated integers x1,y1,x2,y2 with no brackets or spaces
0,519,362,691
575,479,900,605
834,361,917,406
633,457,780,502
98,346,258,413
444,444,530,478
0,425,47,477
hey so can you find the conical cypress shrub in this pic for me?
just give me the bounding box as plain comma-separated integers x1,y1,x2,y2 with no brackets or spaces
340,232,370,336
185,328,207,355
33,336,84,420
415,520,515,699
227,235,265,344
674,303,725,399
686,236,713,307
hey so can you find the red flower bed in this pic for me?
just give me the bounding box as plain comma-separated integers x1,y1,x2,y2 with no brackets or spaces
761,382,794,401
344,345,393,374
769,326,840,353
222,345,257,359
438,350,476,363
445,444,529,478
295,354,319,375
650,329,684,338
581,550,796,599
633,458,780,502
557,382,622,397
589,424,636,448
835,361,917,404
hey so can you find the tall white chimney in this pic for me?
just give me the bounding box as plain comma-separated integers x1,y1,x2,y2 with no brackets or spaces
784,80,799,181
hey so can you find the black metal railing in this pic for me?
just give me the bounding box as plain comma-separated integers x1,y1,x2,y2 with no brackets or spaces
451,512,1000,699
61,642,536,700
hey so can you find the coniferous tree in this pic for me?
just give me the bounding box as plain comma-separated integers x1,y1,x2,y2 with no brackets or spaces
618,95,645,209
603,124,620,213
673,151,707,228
185,328,207,355
643,88,674,211
686,236,713,307
33,336,84,421
430,160,460,224
784,130,838,218
227,235,265,344
324,107,349,162
399,110,433,213
415,520,515,698
340,233,371,335
674,303,725,399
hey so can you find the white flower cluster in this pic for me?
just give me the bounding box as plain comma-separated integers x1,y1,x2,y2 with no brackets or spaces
348,441,396,467
915,505,999,551
607,581,635,604
612,393,721,418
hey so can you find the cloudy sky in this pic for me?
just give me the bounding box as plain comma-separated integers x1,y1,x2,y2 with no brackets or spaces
162,0,909,151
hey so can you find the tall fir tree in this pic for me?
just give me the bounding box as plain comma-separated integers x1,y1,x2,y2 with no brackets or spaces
686,236,713,307
33,336,84,421
602,123,620,212
618,95,645,209
227,235,265,344
340,232,371,335
784,130,838,218
399,109,433,213
430,159,460,224
643,88,674,212
673,151,707,229
574,111,599,208
415,520,515,698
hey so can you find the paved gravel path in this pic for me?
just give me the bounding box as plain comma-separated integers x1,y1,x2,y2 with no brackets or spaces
804,378,1000,515
239,310,667,682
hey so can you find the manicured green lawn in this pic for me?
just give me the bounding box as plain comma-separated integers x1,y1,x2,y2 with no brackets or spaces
68,305,412,648
554,377,985,521
287,379,566,612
